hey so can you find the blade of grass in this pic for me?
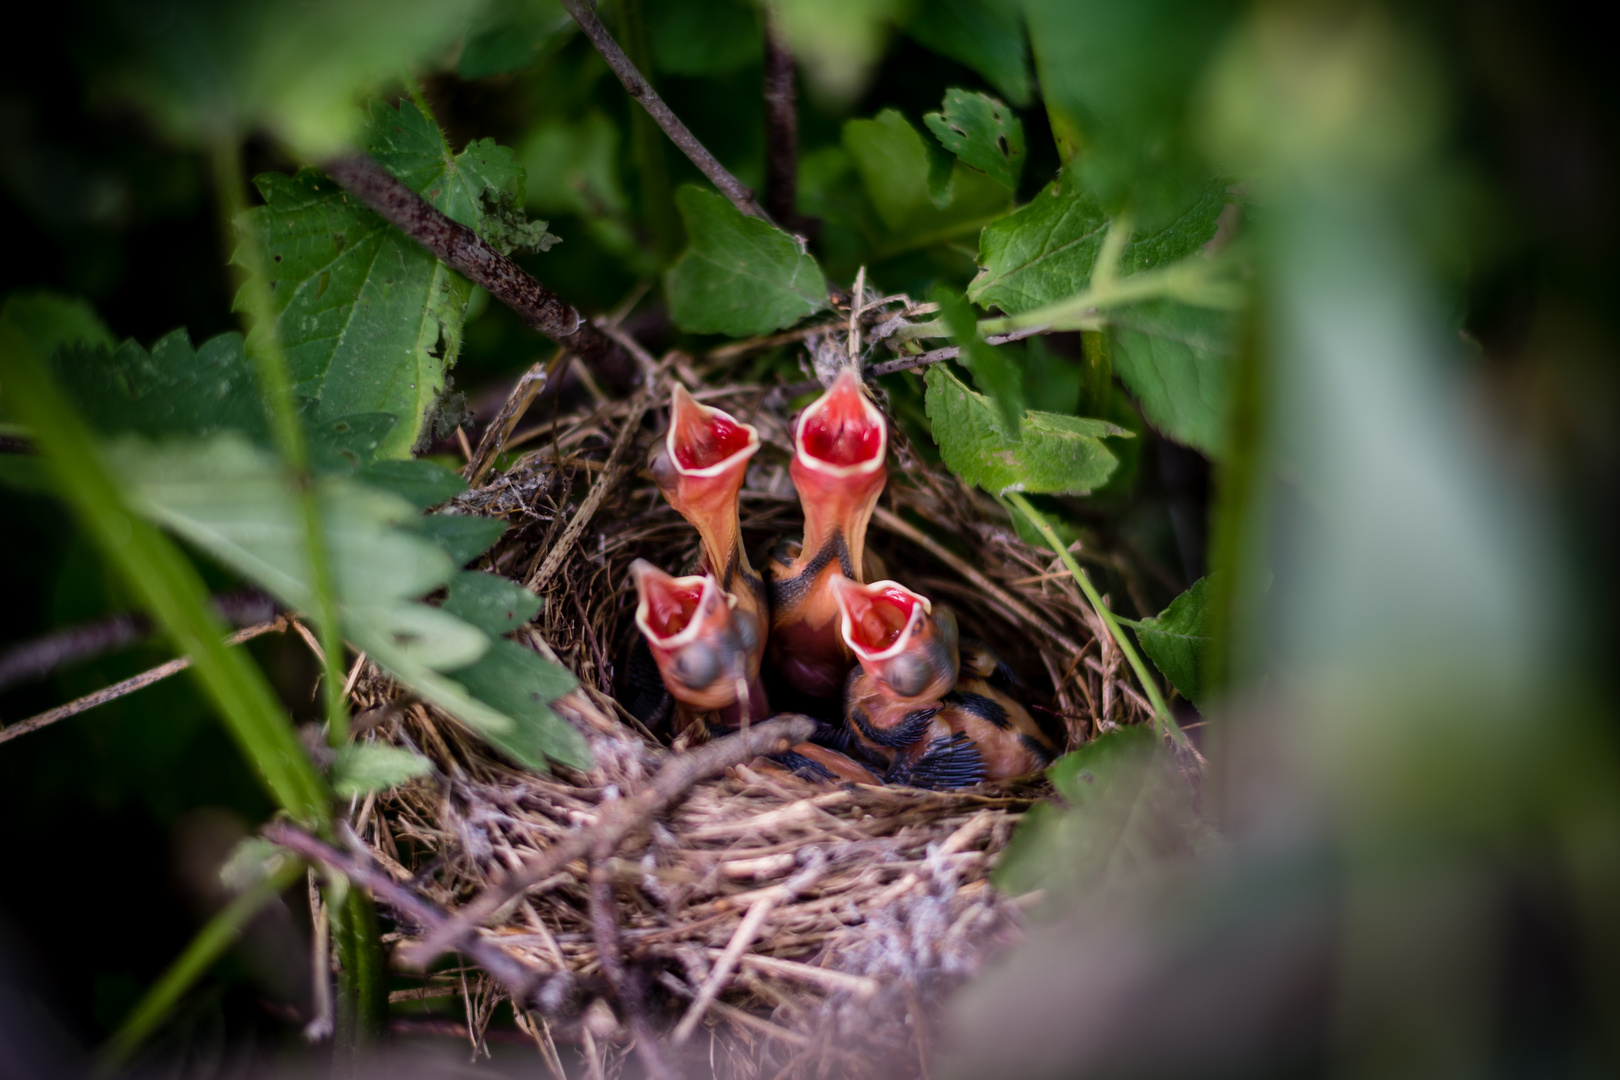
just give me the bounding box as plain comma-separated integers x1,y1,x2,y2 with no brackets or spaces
211,139,351,746
94,859,307,1076
0,306,331,823
1004,491,1189,749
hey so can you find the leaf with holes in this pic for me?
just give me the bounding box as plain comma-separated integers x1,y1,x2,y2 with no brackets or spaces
924,364,1126,494
665,186,829,337
925,89,1025,190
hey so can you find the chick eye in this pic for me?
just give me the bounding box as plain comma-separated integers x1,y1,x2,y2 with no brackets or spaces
672,644,720,689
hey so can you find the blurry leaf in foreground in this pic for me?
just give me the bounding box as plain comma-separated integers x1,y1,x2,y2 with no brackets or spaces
843,110,1013,243
902,0,1032,107
665,186,829,337
412,513,508,567
994,725,1207,897
925,88,1026,190
441,570,544,637
1109,300,1236,458
934,285,1023,435
773,0,907,104
87,0,482,157
111,434,586,771
1129,576,1212,709
330,743,433,798
458,0,572,80
0,291,114,363
924,364,1124,495
446,638,587,770
357,458,467,508
646,0,762,76
969,176,1225,315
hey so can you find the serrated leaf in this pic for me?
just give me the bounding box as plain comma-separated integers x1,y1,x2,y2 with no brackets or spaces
442,571,543,637
1132,576,1212,709
934,285,1022,435
358,458,466,508
330,743,433,797
902,0,1032,107
414,513,507,567
1109,300,1235,458
924,365,1125,495
665,186,829,337
842,110,1014,240
925,89,1025,190
968,177,1225,315
449,638,588,770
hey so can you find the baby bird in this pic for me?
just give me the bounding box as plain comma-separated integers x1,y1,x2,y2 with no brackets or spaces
752,740,882,786
649,386,768,690
630,560,765,732
831,575,959,705
767,370,889,699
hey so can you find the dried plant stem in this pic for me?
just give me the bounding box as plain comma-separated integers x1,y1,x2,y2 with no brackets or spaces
589,863,681,1080
403,714,818,967
322,153,638,393
0,618,289,745
1004,491,1187,748
559,0,770,223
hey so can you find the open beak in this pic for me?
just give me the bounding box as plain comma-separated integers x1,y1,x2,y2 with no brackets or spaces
650,385,760,577
631,559,754,712
832,575,959,703
790,369,887,577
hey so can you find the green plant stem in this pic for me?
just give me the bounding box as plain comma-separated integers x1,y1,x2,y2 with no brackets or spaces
0,309,331,823
211,139,350,745
1004,491,1187,748
95,860,306,1075
330,885,390,1068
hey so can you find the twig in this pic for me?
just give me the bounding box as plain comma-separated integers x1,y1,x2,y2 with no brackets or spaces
559,0,771,223
869,508,1084,655
0,618,289,745
265,823,561,1009
589,862,681,1080
468,358,557,487
526,384,655,591
672,851,825,1046
323,153,639,394
761,6,799,227
402,713,818,967
775,327,1048,398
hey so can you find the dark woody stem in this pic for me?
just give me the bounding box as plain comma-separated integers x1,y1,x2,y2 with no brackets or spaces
762,6,800,228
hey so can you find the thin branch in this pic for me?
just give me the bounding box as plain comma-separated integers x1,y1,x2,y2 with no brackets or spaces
559,0,771,224
775,327,1050,398
323,153,639,394
588,862,681,1080
0,618,289,745
402,713,818,968
761,6,799,227
265,823,566,1010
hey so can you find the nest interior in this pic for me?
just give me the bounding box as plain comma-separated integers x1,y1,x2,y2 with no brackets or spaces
348,360,1155,1076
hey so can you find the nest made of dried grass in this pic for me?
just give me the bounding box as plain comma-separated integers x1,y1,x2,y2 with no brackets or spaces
344,339,1156,1077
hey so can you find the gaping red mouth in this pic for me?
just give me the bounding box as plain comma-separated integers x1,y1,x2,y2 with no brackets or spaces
632,560,714,643
796,370,885,473
669,385,759,474
833,576,927,658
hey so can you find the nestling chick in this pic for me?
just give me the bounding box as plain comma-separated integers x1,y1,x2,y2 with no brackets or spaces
767,370,889,698
649,386,767,689
630,560,765,730
831,575,959,705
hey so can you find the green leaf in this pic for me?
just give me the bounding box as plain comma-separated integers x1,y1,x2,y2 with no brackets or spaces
87,0,481,157
358,458,467,508
1133,576,1212,709
924,89,1025,190
934,285,1023,435
1110,300,1235,458
994,724,1205,897
442,571,543,637
665,186,829,337
0,291,114,362
772,0,908,103
449,639,589,770
902,0,1032,106
330,743,433,797
924,364,1125,494
647,0,762,76
362,100,559,255
968,176,1225,315
842,110,1014,242
414,513,507,567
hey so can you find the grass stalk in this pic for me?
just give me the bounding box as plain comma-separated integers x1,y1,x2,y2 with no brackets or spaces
1004,491,1188,748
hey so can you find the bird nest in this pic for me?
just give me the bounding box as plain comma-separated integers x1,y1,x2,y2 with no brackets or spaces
344,355,1154,1077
